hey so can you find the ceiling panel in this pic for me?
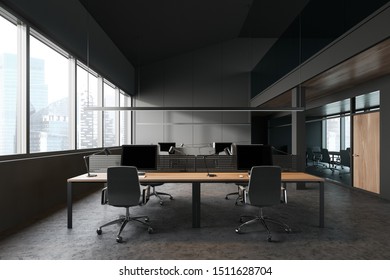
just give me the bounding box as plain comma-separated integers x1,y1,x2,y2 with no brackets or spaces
79,0,307,66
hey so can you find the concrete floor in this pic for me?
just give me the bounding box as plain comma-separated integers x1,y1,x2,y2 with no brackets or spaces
0,181,390,260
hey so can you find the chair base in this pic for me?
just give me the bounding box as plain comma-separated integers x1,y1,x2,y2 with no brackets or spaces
97,207,153,243
225,184,247,205
235,209,291,242
149,185,173,205
225,191,243,205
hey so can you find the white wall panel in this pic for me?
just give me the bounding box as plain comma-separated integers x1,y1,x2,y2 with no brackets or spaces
222,125,251,144
135,124,163,144
136,38,257,146
193,125,223,145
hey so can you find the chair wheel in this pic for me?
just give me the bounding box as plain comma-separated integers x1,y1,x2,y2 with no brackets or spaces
96,228,102,235
145,217,149,222
285,228,292,233
267,236,272,242
225,196,229,200
148,227,154,234
235,227,242,234
116,236,123,243
169,196,174,200
159,201,164,206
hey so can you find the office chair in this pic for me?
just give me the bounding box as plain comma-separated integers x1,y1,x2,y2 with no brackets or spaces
146,183,174,205
310,146,323,166
97,166,153,243
320,148,339,173
141,144,175,205
339,149,351,177
235,166,291,242
225,184,246,205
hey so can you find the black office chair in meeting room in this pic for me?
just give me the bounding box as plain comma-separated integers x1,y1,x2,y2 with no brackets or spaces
338,149,351,178
235,166,291,242
320,148,339,173
97,166,153,243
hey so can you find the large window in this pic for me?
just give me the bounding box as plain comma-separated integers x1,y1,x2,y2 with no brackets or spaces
343,116,350,149
325,118,340,151
0,7,132,157
324,116,350,151
77,64,100,149
29,32,71,153
0,14,18,155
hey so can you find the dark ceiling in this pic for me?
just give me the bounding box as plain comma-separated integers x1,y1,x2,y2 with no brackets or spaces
79,0,309,66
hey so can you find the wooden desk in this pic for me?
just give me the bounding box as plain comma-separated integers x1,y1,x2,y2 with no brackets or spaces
67,172,325,229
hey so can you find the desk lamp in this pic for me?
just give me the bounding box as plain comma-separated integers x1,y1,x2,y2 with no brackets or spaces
83,148,111,177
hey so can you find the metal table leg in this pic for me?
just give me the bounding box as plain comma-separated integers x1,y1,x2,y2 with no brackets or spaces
67,182,73,229
192,182,201,228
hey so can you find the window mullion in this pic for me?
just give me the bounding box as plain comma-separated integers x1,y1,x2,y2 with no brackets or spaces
69,57,76,150
17,21,28,154
97,76,103,147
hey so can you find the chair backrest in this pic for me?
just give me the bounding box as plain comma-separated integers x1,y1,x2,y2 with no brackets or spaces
340,149,351,167
248,166,281,207
107,166,141,207
321,148,330,163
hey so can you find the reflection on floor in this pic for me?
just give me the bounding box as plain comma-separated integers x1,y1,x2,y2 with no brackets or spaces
306,161,351,186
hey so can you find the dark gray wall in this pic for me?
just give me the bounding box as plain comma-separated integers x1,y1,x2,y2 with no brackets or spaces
0,0,135,94
251,3,390,106
0,153,102,233
380,76,390,200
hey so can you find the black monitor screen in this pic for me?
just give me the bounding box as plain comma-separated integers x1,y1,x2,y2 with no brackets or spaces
213,142,232,154
236,144,273,171
121,145,158,170
158,142,176,152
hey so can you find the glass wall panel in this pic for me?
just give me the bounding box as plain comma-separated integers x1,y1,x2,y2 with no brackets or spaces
0,15,18,155
77,65,100,149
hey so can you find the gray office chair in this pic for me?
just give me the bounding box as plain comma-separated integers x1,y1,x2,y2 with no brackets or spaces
97,166,153,243
235,166,291,242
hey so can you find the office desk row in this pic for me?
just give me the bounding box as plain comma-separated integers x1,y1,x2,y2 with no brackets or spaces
67,172,325,229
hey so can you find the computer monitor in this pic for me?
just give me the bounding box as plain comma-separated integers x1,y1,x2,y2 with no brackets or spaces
236,144,273,171
158,142,176,152
213,142,232,154
121,145,158,171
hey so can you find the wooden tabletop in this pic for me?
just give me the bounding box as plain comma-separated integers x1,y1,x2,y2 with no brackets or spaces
68,171,324,183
